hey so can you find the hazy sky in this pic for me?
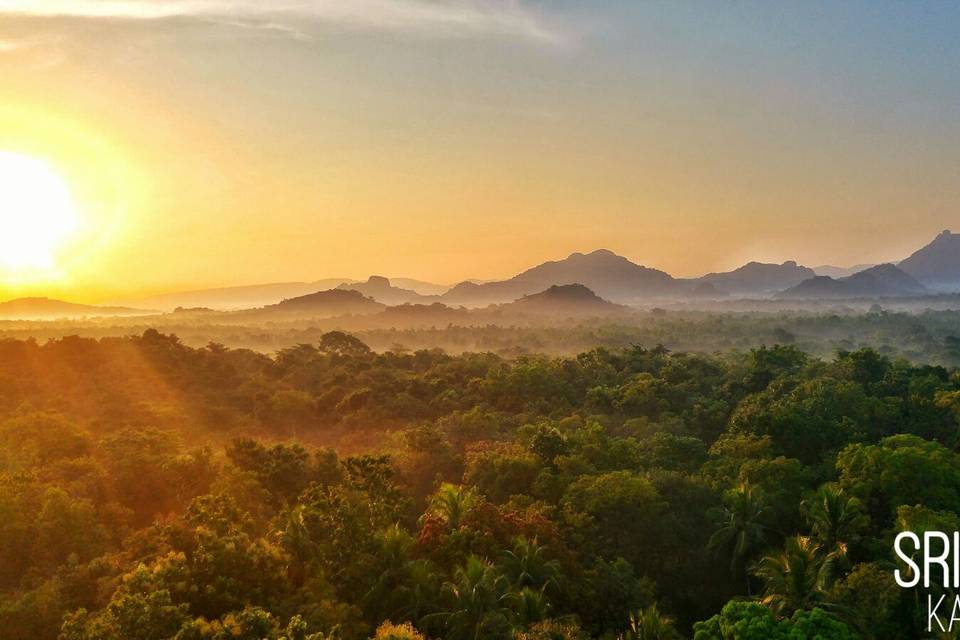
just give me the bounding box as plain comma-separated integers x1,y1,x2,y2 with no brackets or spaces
1,1,959,300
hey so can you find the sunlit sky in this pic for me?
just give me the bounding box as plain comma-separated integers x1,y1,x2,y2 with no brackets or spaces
1,1,959,301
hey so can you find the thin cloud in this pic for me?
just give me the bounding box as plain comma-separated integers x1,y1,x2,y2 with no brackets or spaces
210,18,312,42
0,0,566,45
0,34,57,54
0,35,32,51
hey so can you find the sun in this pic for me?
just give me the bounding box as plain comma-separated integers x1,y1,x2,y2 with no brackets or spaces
0,151,79,274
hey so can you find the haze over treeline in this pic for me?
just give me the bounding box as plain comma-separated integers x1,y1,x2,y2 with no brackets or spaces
1,230,960,365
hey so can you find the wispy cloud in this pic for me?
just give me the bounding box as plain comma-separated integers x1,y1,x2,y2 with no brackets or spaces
0,0,566,45
211,19,311,41
0,34,53,53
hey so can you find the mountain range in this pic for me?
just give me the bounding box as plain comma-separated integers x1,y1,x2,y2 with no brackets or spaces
776,264,928,299
116,279,358,311
115,277,452,311
695,261,816,295
429,230,959,304
0,297,150,320
4,229,960,320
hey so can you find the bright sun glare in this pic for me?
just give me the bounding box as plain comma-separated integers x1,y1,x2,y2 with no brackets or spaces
0,151,79,274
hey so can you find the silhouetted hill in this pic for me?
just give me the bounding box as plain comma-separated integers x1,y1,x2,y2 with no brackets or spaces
899,230,960,290
501,284,629,315
689,282,727,298
172,306,218,314
0,297,151,320
813,264,876,278
388,278,452,296
337,276,438,305
776,264,928,299
374,303,472,326
118,279,356,311
250,289,385,317
696,261,816,295
442,250,676,305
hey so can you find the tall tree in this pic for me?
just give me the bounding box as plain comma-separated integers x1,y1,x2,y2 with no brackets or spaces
709,483,767,593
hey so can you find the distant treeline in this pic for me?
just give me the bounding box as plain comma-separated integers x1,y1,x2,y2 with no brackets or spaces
3,308,960,364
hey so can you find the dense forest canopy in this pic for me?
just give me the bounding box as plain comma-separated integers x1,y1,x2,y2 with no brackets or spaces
1,329,959,638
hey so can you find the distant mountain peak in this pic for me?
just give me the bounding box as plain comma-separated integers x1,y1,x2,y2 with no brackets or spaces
561,249,630,263
899,230,960,290
277,288,372,305
813,263,876,278
696,260,815,295
528,283,604,300
507,284,626,315
441,249,676,305
862,263,903,275
337,275,436,305
265,288,385,316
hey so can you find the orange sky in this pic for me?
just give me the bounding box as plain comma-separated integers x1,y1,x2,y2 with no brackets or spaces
0,2,958,302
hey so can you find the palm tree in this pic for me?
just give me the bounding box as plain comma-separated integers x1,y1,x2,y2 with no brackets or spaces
365,525,414,611
500,537,560,592
506,587,552,628
753,535,835,615
620,604,682,640
365,524,441,624
402,559,445,624
800,484,866,558
709,482,767,594
278,504,311,587
427,484,477,530
424,555,512,640
372,523,417,577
